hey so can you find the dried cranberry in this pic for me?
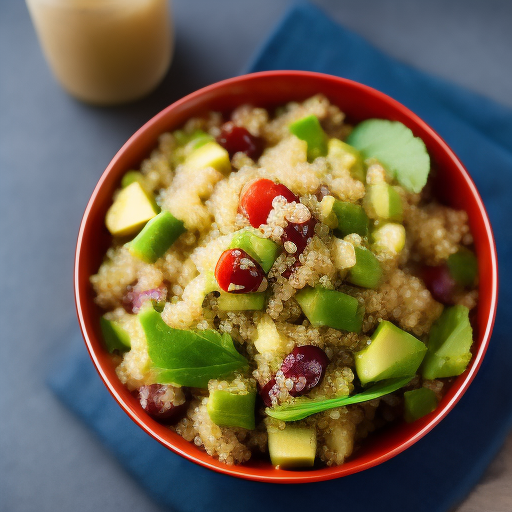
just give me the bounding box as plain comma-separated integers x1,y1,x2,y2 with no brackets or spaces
136,384,185,424
282,217,317,256
259,378,280,407
421,265,456,304
214,248,267,293
260,346,329,406
123,284,167,313
217,122,263,160
314,185,331,201
280,346,329,397
280,217,317,278
239,178,298,228
281,260,301,279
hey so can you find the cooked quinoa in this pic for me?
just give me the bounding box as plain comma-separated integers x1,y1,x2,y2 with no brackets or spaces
91,95,478,468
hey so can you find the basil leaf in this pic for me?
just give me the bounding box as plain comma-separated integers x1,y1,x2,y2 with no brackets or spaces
139,307,248,388
346,119,430,193
265,376,413,421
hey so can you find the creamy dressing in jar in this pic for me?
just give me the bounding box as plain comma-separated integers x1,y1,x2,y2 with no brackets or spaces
26,0,173,105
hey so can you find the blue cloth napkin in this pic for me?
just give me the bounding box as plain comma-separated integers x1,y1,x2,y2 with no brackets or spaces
50,3,512,512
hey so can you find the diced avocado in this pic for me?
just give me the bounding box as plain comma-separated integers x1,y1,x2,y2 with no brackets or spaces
447,248,478,288
363,183,403,222
229,230,281,273
254,314,289,354
100,316,131,353
184,140,231,173
128,210,186,263
347,246,382,289
217,292,266,311
319,196,338,228
105,182,158,237
173,129,194,146
268,425,317,468
174,128,214,148
186,131,214,152
355,321,427,385
331,200,369,238
121,170,145,189
207,389,256,430
204,270,221,294
422,305,473,379
327,138,365,182
331,238,357,270
289,115,328,162
371,223,406,255
295,287,364,333
404,388,438,423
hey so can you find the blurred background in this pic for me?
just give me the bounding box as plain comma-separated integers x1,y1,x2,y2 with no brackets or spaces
1,1,510,511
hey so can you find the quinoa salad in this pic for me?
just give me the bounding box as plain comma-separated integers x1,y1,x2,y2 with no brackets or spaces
92,95,479,469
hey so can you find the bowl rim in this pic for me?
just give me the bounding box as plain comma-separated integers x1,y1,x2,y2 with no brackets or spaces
75,70,498,483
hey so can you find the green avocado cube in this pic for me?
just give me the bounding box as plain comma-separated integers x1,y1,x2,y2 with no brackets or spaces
207,389,256,430
404,388,438,423
447,248,478,288
331,200,369,238
289,115,328,162
371,222,406,255
254,314,289,354
347,246,382,289
100,316,131,353
185,140,231,173
229,230,281,273
173,129,212,147
319,196,338,228
121,170,145,189
128,210,186,263
422,305,473,379
327,138,365,182
217,292,266,311
182,130,214,151
295,286,364,333
364,183,403,222
204,270,221,294
268,425,317,468
355,321,427,385
105,182,159,237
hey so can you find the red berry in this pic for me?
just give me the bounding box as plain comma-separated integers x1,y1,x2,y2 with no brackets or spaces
282,217,317,256
259,346,329,406
281,217,317,278
259,378,279,407
281,260,301,279
136,384,186,424
214,248,267,293
217,122,263,160
280,346,329,397
421,265,456,304
239,179,298,228
314,185,331,201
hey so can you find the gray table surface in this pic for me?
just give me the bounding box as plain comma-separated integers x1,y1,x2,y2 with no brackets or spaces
1,1,511,511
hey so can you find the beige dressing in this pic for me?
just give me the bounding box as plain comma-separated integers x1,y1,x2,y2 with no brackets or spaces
26,0,173,105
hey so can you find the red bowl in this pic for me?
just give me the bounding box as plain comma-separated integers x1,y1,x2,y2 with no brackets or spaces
75,71,498,483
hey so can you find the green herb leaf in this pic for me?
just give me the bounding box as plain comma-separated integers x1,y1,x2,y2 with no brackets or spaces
265,376,413,421
139,307,249,388
447,248,478,288
346,119,430,193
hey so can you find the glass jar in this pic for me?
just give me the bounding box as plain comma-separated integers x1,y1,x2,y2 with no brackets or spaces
26,0,174,105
